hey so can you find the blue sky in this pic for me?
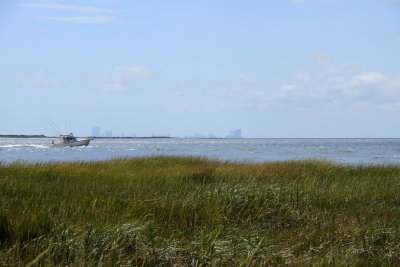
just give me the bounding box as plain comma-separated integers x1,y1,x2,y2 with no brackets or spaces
1,0,399,137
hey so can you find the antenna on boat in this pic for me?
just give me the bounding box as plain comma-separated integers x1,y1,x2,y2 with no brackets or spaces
64,114,68,134
64,113,73,134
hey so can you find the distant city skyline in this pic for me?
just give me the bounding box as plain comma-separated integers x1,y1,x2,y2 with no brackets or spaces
1,1,399,137
92,126,242,138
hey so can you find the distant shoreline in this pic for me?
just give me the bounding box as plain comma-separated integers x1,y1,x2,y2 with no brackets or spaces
1,135,399,139
0,135,174,139
0,135,47,138
0,135,230,140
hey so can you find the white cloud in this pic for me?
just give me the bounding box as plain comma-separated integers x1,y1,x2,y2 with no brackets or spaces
275,58,400,109
30,15,117,23
20,2,118,14
18,70,59,88
238,73,258,85
204,55,400,111
0,69,59,89
100,65,154,92
20,1,120,24
292,0,330,3
202,74,274,111
351,72,387,87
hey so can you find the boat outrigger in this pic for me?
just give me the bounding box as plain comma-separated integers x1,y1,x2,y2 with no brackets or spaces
49,133,91,147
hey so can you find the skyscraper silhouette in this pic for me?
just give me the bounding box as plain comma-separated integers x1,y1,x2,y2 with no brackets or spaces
92,126,100,137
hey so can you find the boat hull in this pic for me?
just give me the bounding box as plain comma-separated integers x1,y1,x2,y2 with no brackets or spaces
50,139,91,147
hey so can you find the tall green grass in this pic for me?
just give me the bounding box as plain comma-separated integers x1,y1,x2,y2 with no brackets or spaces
1,156,400,265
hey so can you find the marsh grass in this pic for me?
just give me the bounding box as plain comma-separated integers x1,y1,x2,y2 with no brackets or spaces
1,156,400,265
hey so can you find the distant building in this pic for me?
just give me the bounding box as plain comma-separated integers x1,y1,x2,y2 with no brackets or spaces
184,133,217,138
106,130,112,137
185,133,205,138
92,126,100,137
226,129,242,138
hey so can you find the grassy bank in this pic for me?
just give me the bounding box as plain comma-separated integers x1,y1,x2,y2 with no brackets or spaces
1,156,400,265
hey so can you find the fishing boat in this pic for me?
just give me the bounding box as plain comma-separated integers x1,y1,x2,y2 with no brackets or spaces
49,133,91,147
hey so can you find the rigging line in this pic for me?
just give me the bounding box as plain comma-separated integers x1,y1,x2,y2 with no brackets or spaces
64,115,68,134
69,118,72,134
45,118,61,135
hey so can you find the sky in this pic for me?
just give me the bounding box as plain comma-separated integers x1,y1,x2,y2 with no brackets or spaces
1,0,399,138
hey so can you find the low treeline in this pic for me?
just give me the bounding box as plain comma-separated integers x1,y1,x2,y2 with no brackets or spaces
1,156,400,265
0,135,46,138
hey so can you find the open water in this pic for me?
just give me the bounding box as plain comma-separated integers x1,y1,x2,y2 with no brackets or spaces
1,138,400,165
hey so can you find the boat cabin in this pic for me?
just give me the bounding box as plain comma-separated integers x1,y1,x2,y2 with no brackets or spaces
60,133,77,143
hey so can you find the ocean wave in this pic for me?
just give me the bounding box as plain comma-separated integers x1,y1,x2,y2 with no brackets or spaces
0,144,49,149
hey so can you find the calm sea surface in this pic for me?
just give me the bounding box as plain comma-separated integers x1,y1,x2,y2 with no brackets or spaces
1,138,400,165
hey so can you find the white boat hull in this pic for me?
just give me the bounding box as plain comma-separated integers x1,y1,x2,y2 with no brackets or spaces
50,139,90,147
